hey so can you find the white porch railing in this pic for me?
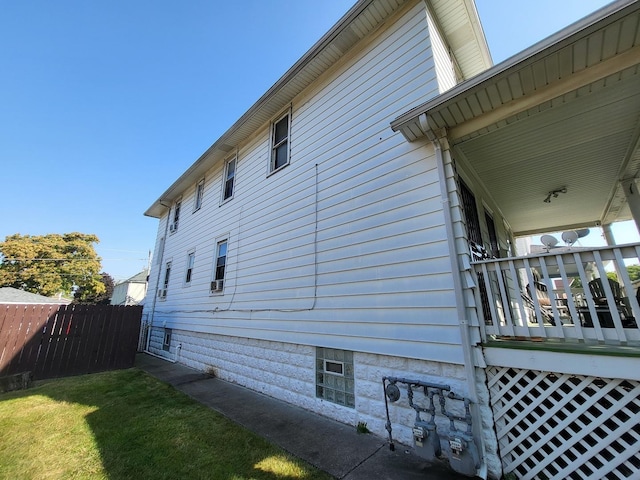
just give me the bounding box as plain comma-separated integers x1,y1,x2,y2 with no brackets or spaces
471,243,640,345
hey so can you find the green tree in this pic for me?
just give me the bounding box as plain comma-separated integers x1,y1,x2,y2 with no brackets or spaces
572,264,640,288
74,272,115,304
0,232,105,298
626,264,640,282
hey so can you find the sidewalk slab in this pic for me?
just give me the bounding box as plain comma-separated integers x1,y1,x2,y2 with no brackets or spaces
136,353,472,479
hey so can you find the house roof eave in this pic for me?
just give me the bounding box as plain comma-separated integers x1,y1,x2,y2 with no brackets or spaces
144,0,490,220
144,0,409,219
390,0,640,140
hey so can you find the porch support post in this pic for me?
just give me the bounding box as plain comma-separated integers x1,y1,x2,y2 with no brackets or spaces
602,223,616,246
425,115,488,479
620,178,640,235
601,223,626,283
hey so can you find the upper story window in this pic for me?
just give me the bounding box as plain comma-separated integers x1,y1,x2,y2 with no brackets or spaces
223,156,236,202
185,251,195,284
194,178,205,211
170,199,181,234
270,112,290,173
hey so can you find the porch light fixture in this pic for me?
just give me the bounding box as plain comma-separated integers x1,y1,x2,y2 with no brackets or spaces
543,187,567,203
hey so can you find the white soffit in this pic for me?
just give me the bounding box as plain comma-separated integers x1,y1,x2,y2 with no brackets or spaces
428,0,492,79
391,0,640,140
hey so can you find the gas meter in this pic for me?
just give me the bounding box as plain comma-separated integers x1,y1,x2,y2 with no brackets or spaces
448,431,480,477
412,419,441,460
412,421,429,447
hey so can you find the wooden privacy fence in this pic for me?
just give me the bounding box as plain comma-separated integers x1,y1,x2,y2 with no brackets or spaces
0,304,142,380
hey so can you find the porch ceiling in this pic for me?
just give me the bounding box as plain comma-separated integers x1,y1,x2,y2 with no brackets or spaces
453,63,640,237
391,0,640,237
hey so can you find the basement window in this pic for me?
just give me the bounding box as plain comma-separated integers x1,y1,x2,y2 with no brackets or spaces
316,347,354,408
163,328,172,351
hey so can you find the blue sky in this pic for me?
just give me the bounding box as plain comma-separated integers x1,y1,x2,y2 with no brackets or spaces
0,0,625,282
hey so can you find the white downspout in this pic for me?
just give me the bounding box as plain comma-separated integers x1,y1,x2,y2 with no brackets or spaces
424,115,488,479
145,205,170,354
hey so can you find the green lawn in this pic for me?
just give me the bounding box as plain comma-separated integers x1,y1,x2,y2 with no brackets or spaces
0,368,333,480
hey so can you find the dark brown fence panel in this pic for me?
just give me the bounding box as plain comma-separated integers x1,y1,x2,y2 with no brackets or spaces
20,306,54,375
119,307,142,369
0,305,52,377
0,304,142,380
90,306,111,372
74,305,102,376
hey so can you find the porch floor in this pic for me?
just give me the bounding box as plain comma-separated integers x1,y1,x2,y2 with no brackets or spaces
484,336,640,357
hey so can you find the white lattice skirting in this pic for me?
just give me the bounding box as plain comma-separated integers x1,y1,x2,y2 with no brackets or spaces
487,366,640,479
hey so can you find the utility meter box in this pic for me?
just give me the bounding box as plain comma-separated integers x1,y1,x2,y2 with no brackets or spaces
412,420,440,461
448,432,479,477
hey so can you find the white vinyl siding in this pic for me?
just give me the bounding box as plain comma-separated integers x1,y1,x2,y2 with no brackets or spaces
426,8,458,92
155,235,165,265
146,3,462,365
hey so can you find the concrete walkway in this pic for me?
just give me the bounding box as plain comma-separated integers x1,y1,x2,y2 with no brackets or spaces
136,353,473,479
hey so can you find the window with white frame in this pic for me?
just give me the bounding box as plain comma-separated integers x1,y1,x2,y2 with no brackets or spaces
158,261,171,299
163,261,171,289
223,156,236,201
194,178,205,211
170,199,181,233
316,347,355,408
211,239,227,292
185,251,195,284
163,328,172,351
270,111,290,172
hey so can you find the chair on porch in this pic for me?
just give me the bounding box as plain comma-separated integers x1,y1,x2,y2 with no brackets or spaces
524,281,566,326
586,278,636,328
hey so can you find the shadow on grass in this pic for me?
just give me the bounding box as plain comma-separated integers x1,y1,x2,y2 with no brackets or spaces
0,368,332,480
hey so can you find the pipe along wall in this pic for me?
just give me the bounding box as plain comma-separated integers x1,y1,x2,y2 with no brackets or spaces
382,376,480,477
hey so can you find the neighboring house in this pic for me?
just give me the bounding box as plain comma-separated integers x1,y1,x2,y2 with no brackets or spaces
0,287,72,304
110,270,148,306
143,1,640,478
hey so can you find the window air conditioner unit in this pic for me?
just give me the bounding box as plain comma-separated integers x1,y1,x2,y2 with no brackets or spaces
211,279,224,292
157,288,167,298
